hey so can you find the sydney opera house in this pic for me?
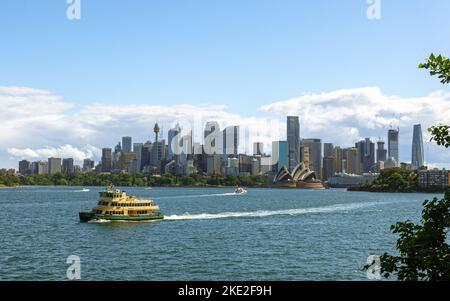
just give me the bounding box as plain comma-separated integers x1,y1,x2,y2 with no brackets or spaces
271,163,325,189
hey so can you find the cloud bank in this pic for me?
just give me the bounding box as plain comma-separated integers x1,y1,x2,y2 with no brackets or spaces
1,86,449,168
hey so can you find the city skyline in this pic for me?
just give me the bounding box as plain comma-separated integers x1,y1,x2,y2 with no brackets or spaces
13,118,433,178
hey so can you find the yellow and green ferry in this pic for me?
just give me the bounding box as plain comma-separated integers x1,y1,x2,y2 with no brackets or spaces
79,186,164,222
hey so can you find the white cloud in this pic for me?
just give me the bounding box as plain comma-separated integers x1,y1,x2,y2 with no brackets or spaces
7,145,101,161
1,85,449,169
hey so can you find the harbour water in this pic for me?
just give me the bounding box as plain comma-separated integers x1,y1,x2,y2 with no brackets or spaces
0,187,442,280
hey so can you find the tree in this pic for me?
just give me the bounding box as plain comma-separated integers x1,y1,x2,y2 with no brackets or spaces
419,54,450,147
380,192,450,280
376,54,450,280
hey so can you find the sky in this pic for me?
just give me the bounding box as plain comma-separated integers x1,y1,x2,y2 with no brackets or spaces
1,0,450,168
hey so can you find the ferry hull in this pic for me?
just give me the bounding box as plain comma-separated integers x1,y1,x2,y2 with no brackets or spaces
79,212,164,222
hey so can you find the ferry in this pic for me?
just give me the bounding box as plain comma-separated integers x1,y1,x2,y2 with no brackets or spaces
79,185,164,222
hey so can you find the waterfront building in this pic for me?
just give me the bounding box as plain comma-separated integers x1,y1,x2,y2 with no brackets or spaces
62,158,74,174
48,158,62,175
418,169,450,189
301,139,322,179
411,124,424,169
388,128,399,166
287,116,300,171
101,148,112,173
122,136,132,153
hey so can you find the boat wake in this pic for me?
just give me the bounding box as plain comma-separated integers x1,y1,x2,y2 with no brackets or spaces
74,188,90,192
164,202,379,221
158,192,240,200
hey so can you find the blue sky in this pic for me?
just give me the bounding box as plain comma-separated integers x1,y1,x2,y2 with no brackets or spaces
1,0,450,168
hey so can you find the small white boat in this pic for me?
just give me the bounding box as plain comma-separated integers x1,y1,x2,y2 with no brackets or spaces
234,186,247,194
81,188,90,192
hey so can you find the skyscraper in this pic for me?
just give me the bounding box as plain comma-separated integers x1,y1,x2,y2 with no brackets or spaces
101,148,112,172
301,139,322,179
133,143,143,173
122,136,132,153
376,140,387,163
287,116,300,171
388,129,399,166
355,138,375,173
411,124,424,169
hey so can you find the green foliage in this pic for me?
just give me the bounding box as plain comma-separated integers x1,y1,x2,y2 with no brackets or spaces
0,171,268,188
428,125,450,148
349,168,420,193
419,53,450,84
379,191,450,281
